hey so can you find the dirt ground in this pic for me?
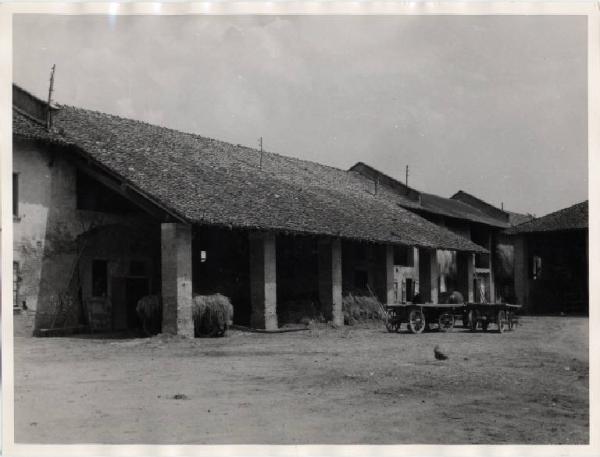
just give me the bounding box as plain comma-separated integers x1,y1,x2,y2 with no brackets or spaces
13,316,588,444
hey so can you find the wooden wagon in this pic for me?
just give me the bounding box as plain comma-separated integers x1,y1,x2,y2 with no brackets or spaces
463,303,521,333
384,303,465,334
384,302,521,334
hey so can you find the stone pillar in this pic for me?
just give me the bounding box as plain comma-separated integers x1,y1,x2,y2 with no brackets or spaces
249,232,278,330
418,248,439,304
384,245,395,304
488,232,496,303
371,244,394,304
457,251,475,303
161,223,194,337
513,235,529,307
318,238,343,326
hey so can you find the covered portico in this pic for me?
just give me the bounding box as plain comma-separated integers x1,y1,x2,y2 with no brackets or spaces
159,222,479,334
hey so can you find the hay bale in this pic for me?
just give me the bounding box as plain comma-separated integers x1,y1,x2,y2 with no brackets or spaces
342,293,384,324
192,294,234,337
136,295,162,336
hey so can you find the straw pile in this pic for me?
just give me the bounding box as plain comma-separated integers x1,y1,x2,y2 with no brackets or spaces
342,293,385,325
192,294,234,337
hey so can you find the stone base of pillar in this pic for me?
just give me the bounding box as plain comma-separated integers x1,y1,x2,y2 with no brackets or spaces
249,232,278,330
161,223,194,337
318,238,343,327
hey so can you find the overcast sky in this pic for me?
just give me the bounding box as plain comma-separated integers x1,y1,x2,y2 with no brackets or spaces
13,14,588,216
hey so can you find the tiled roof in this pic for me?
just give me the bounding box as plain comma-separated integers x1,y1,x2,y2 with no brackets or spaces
451,189,533,227
350,163,509,228
12,93,487,253
507,201,588,234
418,192,510,228
507,211,534,227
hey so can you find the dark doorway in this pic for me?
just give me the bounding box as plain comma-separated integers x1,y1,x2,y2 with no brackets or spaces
126,278,148,329
111,277,148,330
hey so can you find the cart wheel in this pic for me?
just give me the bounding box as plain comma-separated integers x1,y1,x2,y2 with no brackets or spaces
384,313,395,333
497,310,507,333
508,312,518,331
408,309,426,334
462,313,470,329
469,310,478,332
438,313,454,332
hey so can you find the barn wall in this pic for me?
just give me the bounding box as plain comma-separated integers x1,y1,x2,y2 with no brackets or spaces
13,139,159,332
519,230,588,314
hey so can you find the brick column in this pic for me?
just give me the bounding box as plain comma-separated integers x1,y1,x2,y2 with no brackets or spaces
161,223,194,337
457,251,475,302
318,238,343,326
513,235,529,307
418,248,439,304
249,232,278,330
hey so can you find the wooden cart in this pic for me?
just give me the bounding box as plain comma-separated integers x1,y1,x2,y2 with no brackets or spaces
463,303,521,333
384,303,465,334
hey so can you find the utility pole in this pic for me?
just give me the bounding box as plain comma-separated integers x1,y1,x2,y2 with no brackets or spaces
258,136,263,169
405,165,409,194
46,64,56,130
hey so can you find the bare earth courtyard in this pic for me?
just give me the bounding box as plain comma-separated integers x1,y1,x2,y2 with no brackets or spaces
14,316,588,444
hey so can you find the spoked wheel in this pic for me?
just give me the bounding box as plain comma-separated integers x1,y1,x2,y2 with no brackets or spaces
462,313,471,329
508,312,517,331
497,310,507,334
408,309,426,334
385,314,401,333
384,313,395,333
438,313,455,332
469,310,478,332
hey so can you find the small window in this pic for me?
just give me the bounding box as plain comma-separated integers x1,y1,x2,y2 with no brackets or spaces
200,250,207,263
12,173,19,217
92,260,108,297
13,262,19,307
130,260,146,276
393,245,414,267
532,255,542,280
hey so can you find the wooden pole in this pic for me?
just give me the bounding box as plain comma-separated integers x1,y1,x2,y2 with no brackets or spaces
46,64,56,130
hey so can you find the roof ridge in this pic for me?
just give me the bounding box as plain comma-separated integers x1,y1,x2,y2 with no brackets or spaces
57,103,352,175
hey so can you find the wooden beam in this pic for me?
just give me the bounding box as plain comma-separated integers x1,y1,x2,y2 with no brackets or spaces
74,157,183,222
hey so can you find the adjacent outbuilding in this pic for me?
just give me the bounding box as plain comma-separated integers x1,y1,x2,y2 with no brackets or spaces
507,200,588,314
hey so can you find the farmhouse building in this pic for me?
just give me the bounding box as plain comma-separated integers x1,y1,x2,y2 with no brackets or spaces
13,84,493,336
508,201,588,314
348,163,529,305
